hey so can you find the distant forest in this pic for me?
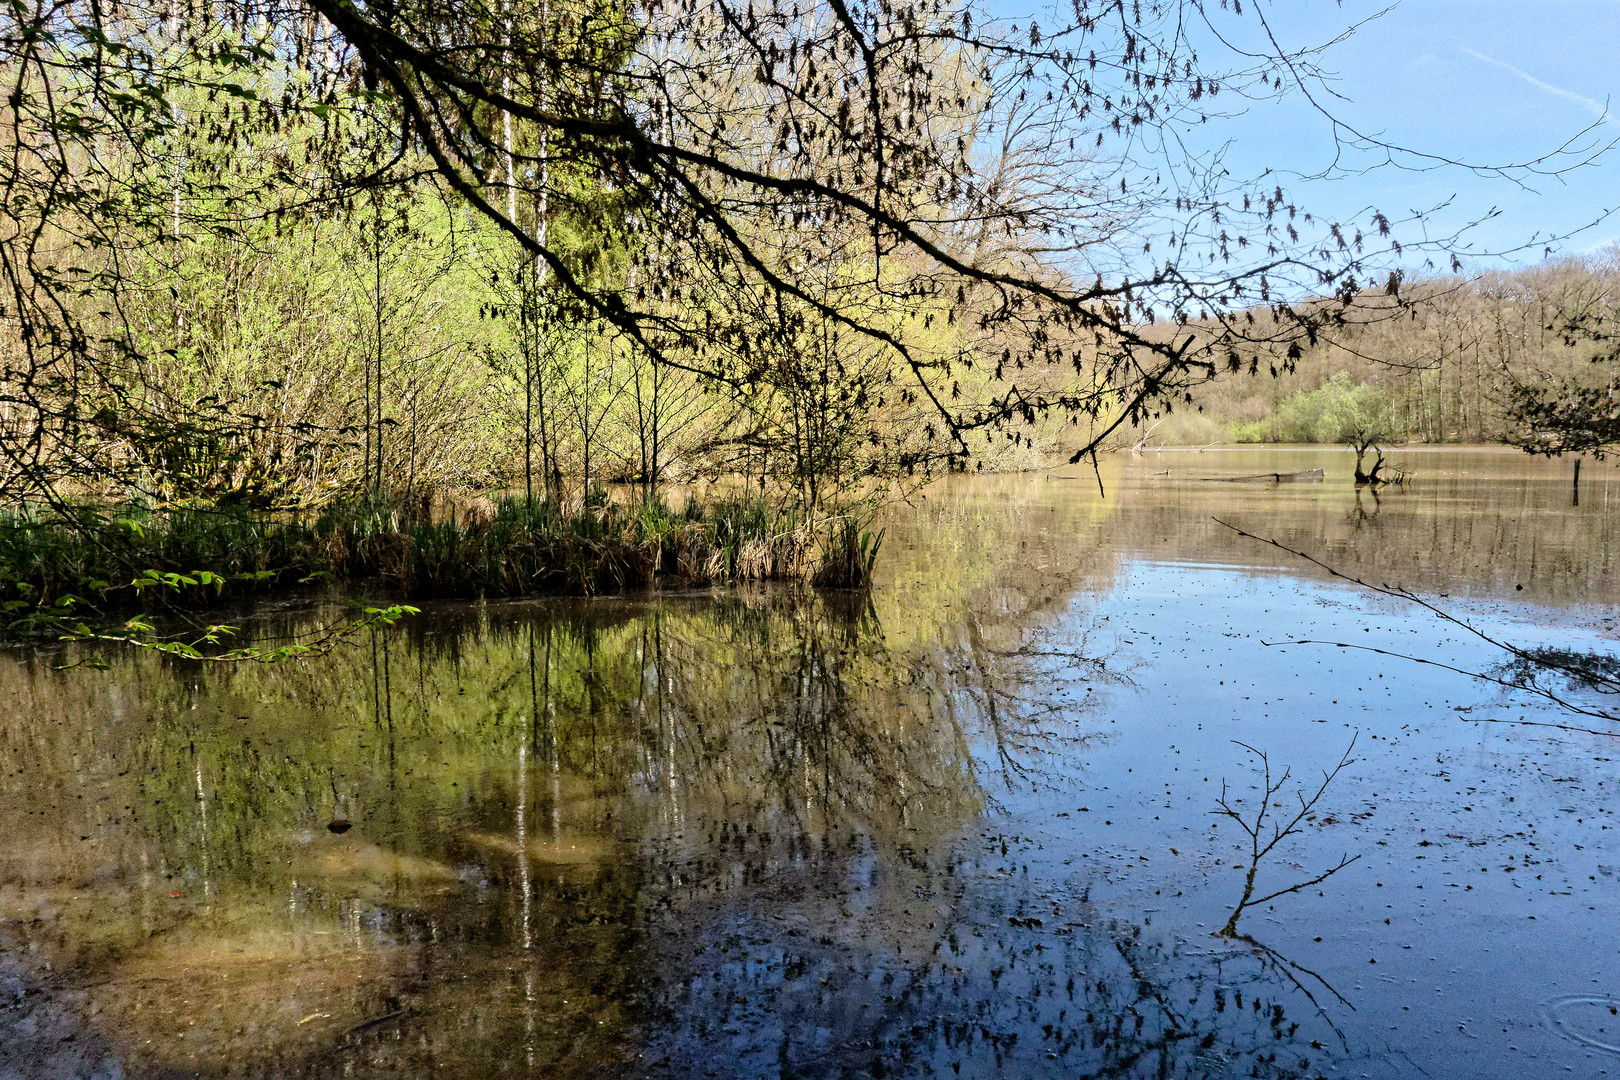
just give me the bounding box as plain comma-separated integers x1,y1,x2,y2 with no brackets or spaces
1118,251,1620,451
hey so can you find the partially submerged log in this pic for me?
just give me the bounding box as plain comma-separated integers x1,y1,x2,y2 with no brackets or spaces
1198,468,1325,484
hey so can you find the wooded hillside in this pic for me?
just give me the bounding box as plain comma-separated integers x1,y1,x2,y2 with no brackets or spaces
1130,252,1620,450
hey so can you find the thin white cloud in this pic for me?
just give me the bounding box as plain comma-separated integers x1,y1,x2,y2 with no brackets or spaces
1459,46,1608,119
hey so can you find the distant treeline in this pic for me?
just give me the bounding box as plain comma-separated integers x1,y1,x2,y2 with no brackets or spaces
1121,251,1620,449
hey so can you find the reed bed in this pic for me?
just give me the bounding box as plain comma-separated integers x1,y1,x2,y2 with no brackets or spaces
0,495,880,615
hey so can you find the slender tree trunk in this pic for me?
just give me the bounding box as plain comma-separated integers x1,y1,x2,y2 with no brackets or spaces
650,364,662,502
524,277,535,508
372,185,385,494
581,338,592,502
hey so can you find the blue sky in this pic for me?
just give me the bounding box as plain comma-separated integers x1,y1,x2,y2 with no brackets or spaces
1020,0,1620,269
1215,0,1619,265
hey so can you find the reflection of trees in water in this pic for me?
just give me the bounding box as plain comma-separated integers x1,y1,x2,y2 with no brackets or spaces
0,590,1109,1077
629,592,980,837
623,589,1109,844
0,588,1320,1079
2,585,1086,901
907,462,1620,604
939,607,1123,797
639,845,1332,1080
1351,484,1381,525
609,589,1326,1078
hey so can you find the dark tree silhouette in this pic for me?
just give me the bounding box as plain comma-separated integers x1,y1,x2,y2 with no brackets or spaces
1501,269,1620,457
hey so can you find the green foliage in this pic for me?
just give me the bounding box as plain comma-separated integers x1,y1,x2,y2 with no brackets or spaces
109,170,505,504
814,519,885,588
1233,373,1404,448
56,601,421,670
7,0,1447,527
0,494,880,649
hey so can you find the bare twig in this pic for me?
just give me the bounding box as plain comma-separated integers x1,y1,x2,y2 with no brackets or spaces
1455,715,1620,739
1214,518,1620,730
1212,736,1360,939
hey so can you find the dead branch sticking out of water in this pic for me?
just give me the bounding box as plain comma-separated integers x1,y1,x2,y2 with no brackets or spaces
1213,518,1620,731
1212,736,1360,940
1196,468,1324,484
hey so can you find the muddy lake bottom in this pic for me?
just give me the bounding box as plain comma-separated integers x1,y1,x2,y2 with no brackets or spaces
1,447,1618,1078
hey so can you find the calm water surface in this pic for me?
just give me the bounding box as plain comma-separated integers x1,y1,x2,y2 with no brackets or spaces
2,447,1618,1079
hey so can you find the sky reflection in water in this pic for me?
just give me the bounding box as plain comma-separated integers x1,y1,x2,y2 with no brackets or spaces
1,447,1618,1079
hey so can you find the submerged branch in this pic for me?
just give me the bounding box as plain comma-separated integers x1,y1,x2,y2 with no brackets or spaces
1214,517,1620,730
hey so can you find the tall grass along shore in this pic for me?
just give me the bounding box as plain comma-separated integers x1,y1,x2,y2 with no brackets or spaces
0,495,884,628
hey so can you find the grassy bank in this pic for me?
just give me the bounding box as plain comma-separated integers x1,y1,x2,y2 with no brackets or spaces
0,495,883,619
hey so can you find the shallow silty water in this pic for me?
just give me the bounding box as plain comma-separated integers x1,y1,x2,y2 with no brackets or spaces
1,447,1617,1078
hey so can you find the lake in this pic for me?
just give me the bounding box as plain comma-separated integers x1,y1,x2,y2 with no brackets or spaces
2,446,1617,1079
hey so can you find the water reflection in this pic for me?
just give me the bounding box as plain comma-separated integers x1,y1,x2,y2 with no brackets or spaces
889,447,1620,605
1,588,1157,1077
6,448,1606,1078
642,833,1339,1080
